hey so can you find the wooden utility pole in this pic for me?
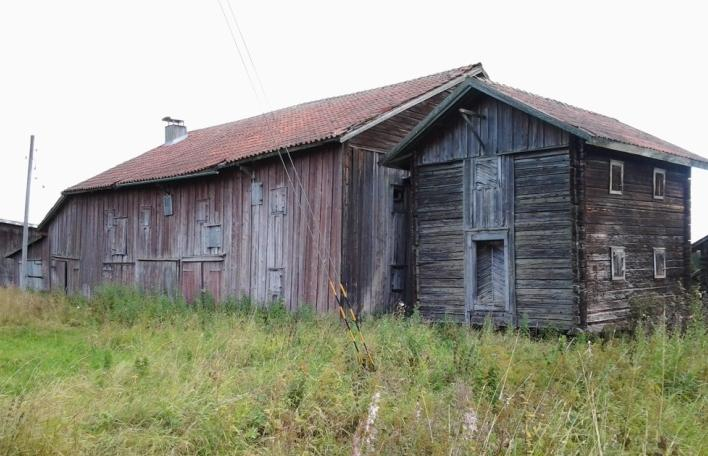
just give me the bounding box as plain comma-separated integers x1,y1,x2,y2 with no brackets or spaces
20,135,34,290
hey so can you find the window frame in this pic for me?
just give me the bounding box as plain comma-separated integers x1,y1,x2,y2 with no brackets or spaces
609,160,624,195
610,246,626,281
653,168,666,200
653,247,667,279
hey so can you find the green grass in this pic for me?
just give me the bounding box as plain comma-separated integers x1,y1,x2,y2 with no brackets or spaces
0,287,706,455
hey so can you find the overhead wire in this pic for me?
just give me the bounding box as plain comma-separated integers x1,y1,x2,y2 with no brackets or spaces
215,0,374,369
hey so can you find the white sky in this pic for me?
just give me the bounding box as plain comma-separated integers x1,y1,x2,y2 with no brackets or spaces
1,0,707,239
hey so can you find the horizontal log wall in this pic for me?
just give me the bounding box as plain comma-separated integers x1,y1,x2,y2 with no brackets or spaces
514,150,577,328
43,144,343,312
581,146,690,327
414,161,465,321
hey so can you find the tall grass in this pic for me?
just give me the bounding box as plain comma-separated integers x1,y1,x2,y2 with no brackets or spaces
0,287,706,455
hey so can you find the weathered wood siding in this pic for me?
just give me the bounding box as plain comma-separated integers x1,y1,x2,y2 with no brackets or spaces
42,144,343,311
341,146,409,314
414,160,465,320
580,146,691,327
514,150,577,328
409,93,572,324
0,222,42,287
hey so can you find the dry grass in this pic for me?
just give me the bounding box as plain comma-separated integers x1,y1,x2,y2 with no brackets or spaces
0,287,706,455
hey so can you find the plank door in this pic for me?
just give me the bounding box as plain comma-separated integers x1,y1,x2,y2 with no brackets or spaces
51,259,68,293
180,261,223,303
181,262,202,303
475,240,506,310
203,261,223,302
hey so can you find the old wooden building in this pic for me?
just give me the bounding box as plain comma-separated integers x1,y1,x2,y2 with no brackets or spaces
0,219,41,287
383,77,708,329
693,235,708,292
6,64,487,314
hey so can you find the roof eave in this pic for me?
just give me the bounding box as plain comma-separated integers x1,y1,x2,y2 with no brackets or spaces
586,138,708,170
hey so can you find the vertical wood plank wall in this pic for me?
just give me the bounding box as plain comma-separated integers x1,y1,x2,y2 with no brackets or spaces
341,146,409,314
580,146,690,327
41,144,343,312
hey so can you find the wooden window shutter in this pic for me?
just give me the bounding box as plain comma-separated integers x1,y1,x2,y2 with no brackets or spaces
611,246,626,280
268,268,284,301
251,182,263,205
163,194,173,216
205,225,222,249
111,217,128,255
196,199,209,223
270,187,287,215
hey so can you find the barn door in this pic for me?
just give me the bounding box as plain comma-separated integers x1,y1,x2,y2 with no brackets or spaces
51,259,68,293
465,233,511,325
180,261,223,303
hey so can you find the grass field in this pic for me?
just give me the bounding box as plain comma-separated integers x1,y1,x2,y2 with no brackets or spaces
0,287,706,455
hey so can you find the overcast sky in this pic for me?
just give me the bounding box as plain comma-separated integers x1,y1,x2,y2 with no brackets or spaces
1,0,707,239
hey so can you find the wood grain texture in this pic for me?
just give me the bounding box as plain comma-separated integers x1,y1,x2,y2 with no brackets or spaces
580,146,691,328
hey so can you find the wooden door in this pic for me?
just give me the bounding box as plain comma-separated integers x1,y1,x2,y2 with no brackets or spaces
51,259,67,293
180,261,223,303
466,235,511,325
181,262,201,303
203,261,223,302
475,240,506,310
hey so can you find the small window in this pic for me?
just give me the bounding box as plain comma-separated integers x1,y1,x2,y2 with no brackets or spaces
111,217,128,256
609,160,624,195
196,199,209,223
27,260,43,278
611,246,626,281
251,181,263,205
140,206,152,227
270,187,287,215
205,225,222,249
392,185,405,213
390,265,405,291
653,247,666,279
163,194,173,216
268,268,284,301
653,168,666,200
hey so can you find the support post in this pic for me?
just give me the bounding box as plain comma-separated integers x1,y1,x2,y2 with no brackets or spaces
20,135,34,290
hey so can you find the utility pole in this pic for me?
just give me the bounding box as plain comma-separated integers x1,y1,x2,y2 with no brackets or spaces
20,135,34,290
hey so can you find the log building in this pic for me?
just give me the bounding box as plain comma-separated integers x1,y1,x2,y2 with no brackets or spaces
383,77,708,329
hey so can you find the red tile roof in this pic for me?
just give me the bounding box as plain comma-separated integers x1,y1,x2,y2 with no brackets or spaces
477,79,707,166
67,64,483,192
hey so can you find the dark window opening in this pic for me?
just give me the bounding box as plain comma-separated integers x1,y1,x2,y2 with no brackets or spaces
654,168,666,200
654,247,666,279
610,160,624,195
611,246,626,280
392,185,405,213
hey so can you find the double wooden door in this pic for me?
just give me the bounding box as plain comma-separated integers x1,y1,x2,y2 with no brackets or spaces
180,260,223,303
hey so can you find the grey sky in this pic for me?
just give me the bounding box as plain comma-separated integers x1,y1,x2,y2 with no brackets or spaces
1,0,706,239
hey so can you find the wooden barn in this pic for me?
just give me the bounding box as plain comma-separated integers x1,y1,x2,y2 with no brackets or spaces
0,219,41,288
6,64,487,314
383,77,708,329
